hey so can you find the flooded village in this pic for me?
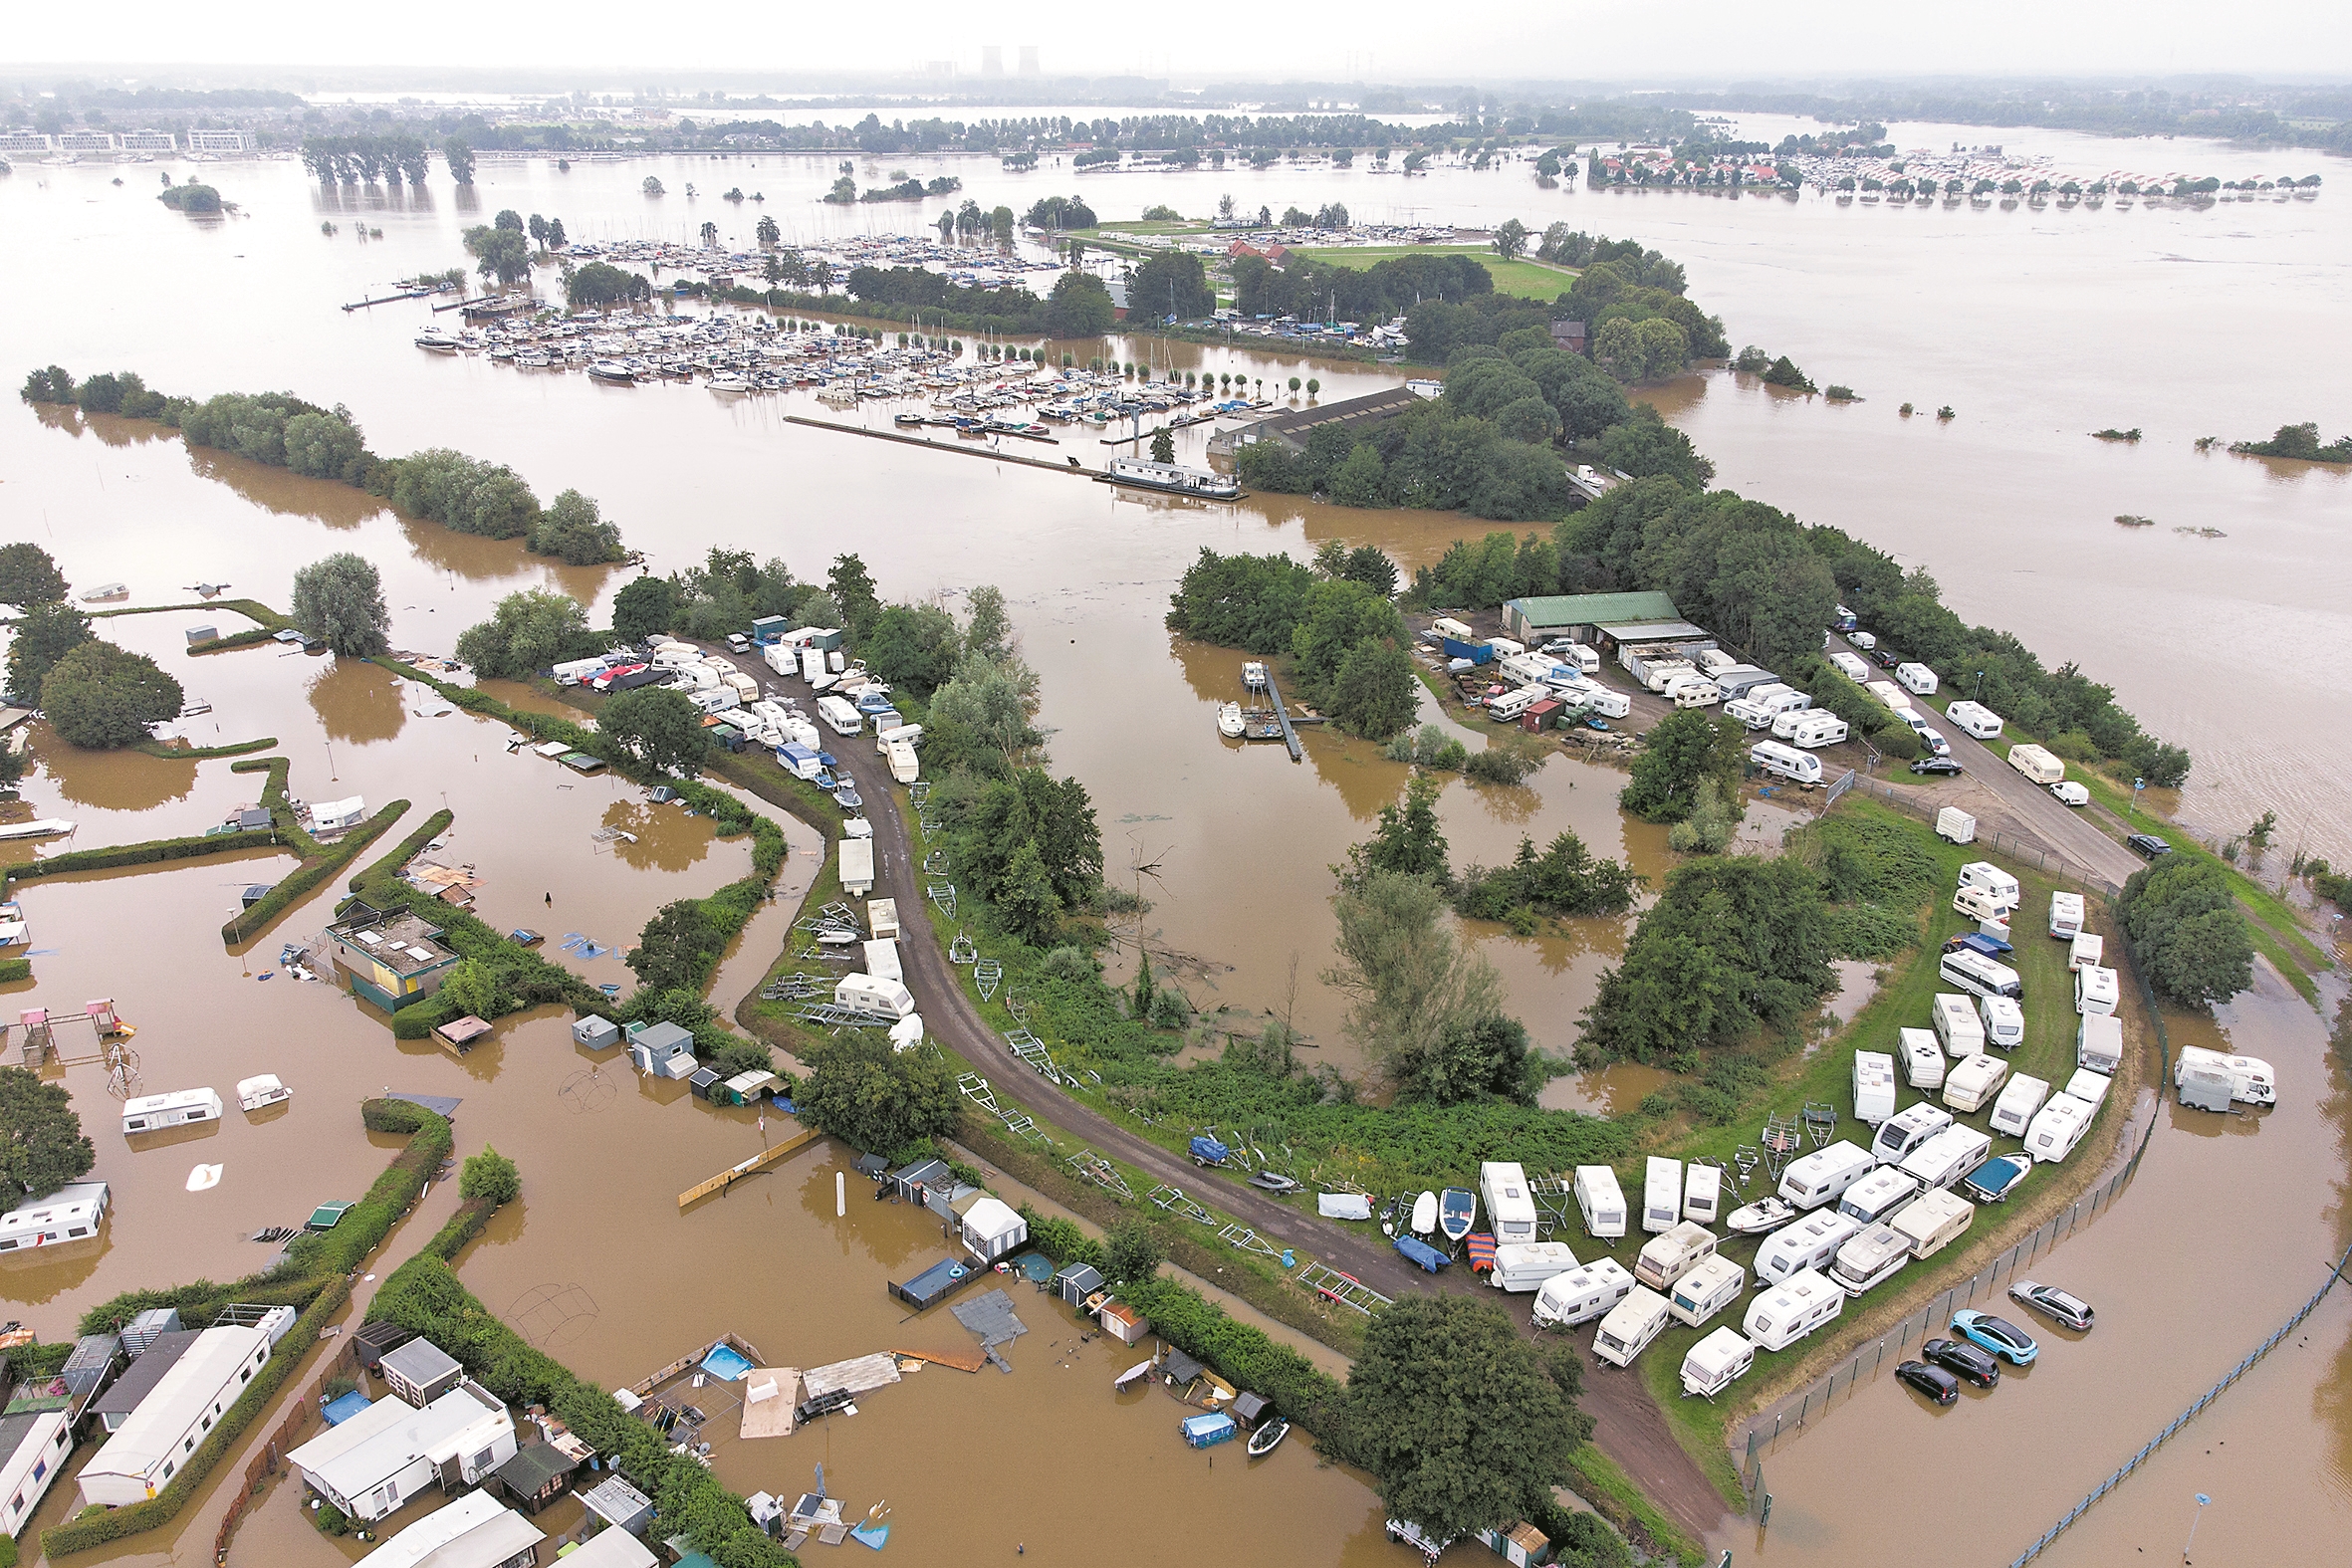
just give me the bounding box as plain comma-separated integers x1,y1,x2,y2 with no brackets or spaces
0,58,2349,1568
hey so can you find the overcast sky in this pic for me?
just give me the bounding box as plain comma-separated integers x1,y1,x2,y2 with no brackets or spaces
11,0,2349,84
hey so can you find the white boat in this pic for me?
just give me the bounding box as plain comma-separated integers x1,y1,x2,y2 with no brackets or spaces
414,330,461,351
1725,1198,1801,1235
78,582,127,601
708,373,753,394
1217,702,1245,738
1243,661,1268,690
1411,1191,1439,1233
588,359,636,383
1099,455,1243,499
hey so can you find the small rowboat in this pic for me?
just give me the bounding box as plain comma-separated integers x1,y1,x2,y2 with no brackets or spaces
1724,1198,1800,1235
1247,1170,1301,1194
1247,1417,1291,1456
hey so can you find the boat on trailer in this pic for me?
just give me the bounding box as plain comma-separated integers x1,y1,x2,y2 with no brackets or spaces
1725,1197,1801,1235
1439,1188,1476,1243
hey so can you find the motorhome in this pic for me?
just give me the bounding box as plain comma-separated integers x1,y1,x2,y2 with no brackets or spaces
1683,1164,1723,1226
1680,1326,1757,1398
1592,1286,1673,1367
1779,1141,1874,1212
121,1088,222,1135
2048,892,2085,940
1958,861,2021,908
1744,1268,1846,1352
1479,1162,1540,1245
1899,1124,1997,1192
1940,949,2022,1002
1870,1101,1954,1168
1642,1158,1683,1234
2173,1046,2275,1107
1990,1073,2052,1138
1489,1241,1581,1293
1830,1223,1914,1295
1942,1054,2010,1114
816,696,864,737
1755,1212,1861,1285
2075,965,2119,1017
1574,1167,1627,1239
1531,1258,1636,1329
1750,741,1823,784
2076,1013,2124,1075
1829,650,1871,682
1635,1222,1721,1292
1666,1254,1747,1329
1852,1050,1897,1125
1890,1188,1975,1259
2008,743,2066,785
2024,1094,2095,1164
1837,1165,1924,1227
1932,994,1987,1057
1946,700,2004,739
2063,1067,2111,1108
1979,995,2025,1051
1897,1027,1948,1091
834,974,916,1019
2069,932,2104,973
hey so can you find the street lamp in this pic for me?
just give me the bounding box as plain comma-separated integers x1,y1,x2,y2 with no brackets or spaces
2184,1492,2211,1563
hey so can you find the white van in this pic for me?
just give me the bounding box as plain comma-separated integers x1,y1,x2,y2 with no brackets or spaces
1895,662,1939,696
1778,1141,1874,1212
1479,1162,1539,1245
1643,1158,1683,1234
1957,861,2021,909
2048,892,2085,940
121,1087,223,1135
1940,949,2022,1002
1897,1028,1947,1091
1635,1222,1721,1292
1489,1241,1581,1293
1680,1326,1757,1399
2174,1045,2276,1107
2062,1067,2112,1109
1744,1268,1845,1352
1946,700,2004,739
2050,780,2092,806
1667,1255,1747,1329
1683,1164,1723,1226
1756,1212,1861,1285
1829,650,1871,682
1931,993,1987,1057
1852,1050,1897,1125
1751,741,1822,784
1990,1073,2052,1138
1836,1165,1923,1227
1592,1286,1673,1367
1532,1258,1636,1329
834,974,916,1019
1849,631,1879,650
1870,1102,1953,1168
1890,1189,1975,1258
1979,995,2025,1051
2075,965,2119,1017
1942,1054,2010,1114
2024,1094,2095,1164
2069,932,2105,973
1574,1167,1626,1239
1830,1223,1913,1295
2077,1013,2124,1074
1899,1124,1996,1192
817,695,864,737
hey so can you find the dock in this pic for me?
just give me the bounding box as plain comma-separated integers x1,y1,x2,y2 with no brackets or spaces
676,1123,820,1208
1263,671,1304,763
782,415,1097,478
890,1345,986,1372
892,417,1059,445
340,286,448,312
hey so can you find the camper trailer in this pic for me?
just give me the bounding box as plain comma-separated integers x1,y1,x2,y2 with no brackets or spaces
1947,700,2004,739
1942,1054,2010,1114
1757,687,1813,716
1666,1255,1747,1329
1788,715,1847,749
1634,1222,1721,1292
1756,1212,1861,1286
2075,965,2119,1017
1852,1050,1897,1125
2007,743,2066,785
1870,1102,1954,1168
2048,892,2085,940
121,1088,222,1135
2076,1014,2124,1075
1642,1158,1683,1234
1979,995,2025,1051
2063,1067,2111,1108
1830,1223,1914,1295
1683,1164,1723,1226
1954,885,2013,925
1777,1141,1875,1212
1836,1165,1924,1228
1898,1027,1948,1091
862,939,903,983
1932,994,1988,1057
1592,1287,1672,1368
1725,699,1776,731
1487,687,1543,724
2069,932,2104,973
833,974,916,1019
1531,1258,1636,1329
1680,1327,1757,1400
1895,662,1940,696
817,696,864,737
2024,1095,2095,1164
1940,949,2022,1002
1829,650,1871,681
1574,1167,1627,1239
1667,679,1723,710
1744,1269,1846,1352
2173,1046,2275,1107
883,741,921,785
1899,1124,1996,1192
1489,1241,1580,1293
1479,1163,1540,1245
837,837,875,897
1958,861,2021,909
1750,741,1823,784
1990,1073,2052,1138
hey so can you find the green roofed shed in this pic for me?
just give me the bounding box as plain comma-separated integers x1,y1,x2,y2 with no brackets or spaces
1502,591,1683,643
306,1201,354,1231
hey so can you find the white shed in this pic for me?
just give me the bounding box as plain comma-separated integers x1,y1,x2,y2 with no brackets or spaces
960,1197,1028,1263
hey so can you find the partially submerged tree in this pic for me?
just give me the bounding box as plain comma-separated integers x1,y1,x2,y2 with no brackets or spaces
0,1066,96,1201
291,552,391,655
41,640,184,749
598,686,713,778
795,1032,959,1158
0,543,69,607
454,588,591,680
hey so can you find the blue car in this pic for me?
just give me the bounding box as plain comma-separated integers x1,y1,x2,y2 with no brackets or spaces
1950,1310,2039,1366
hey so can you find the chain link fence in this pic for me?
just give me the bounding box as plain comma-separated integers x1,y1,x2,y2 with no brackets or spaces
1839,774,2120,896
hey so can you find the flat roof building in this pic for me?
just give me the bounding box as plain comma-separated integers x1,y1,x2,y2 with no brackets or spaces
1212,385,1422,459
328,903,460,1011
90,1330,200,1433
363,1488,544,1568
1501,591,1684,644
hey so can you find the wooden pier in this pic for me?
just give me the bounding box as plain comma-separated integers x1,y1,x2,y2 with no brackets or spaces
676,1123,820,1208
1263,671,1304,763
889,1345,986,1373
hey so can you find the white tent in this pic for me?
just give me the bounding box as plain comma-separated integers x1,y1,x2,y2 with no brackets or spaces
960,1196,1027,1263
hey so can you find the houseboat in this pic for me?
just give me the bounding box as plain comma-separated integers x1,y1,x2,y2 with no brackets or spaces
1099,456,1243,499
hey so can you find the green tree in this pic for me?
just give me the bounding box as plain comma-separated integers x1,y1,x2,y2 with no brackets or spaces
1353,776,1450,881
994,838,1065,946
599,686,714,777
627,899,723,993
458,1147,521,1207
443,137,475,184
528,488,624,564
5,599,93,703
464,225,532,287
1396,1011,1536,1106
962,584,1016,665
1149,428,1176,464
0,1067,95,1201
795,1030,960,1158
2116,857,2255,1007
454,588,590,681
1619,709,1743,822
612,575,680,642
1666,777,1738,854
1336,1294,1591,1544
40,640,184,749
0,544,68,607
566,262,651,311
863,604,961,699
440,959,503,1019
1325,869,1507,1091
1491,217,1531,262
1328,638,1420,741
1126,250,1216,322
826,554,882,642
290,552,391,655
1045,272,1115,336
1101,1217,1164,1283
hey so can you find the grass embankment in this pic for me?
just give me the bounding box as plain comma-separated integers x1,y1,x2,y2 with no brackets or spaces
1292,244,1581,301
132,735,278,760
87,596,294,655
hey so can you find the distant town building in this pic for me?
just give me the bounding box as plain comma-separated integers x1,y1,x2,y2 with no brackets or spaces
184,128,251,154
118,130,176,152
0,131,55,154
55,131,118,152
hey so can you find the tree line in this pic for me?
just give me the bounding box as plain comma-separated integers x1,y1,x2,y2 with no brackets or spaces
840,263,1117,336
1163,548,1422,741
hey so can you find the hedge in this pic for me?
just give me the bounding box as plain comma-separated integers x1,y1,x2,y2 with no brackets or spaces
0,827,281,898
0,958,30,984
130,735,278,761
221,794,410,943
349,808,455,897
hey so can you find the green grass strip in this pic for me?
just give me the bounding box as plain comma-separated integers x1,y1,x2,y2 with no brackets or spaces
130,735,277,760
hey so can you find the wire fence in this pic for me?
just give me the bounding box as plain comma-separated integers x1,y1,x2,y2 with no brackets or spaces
1838,774,2121,896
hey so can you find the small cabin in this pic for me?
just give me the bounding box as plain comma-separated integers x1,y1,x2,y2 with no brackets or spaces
1055,1262,1105,1308
959,1197,1028,1263
623,1021,696,1078
432,1015,493,1056
491,1439,584,1515
1098,1300,1150,1345
380,1337,464,1409
572,1015,621,1050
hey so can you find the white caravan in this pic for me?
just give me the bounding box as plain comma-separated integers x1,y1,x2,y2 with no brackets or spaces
1680,1327,1757,1398
1744,1268,1845,1352
1852,1050,1897,1124
1777,1141,1875,1212
1666,1255,1747,1329
1574,1167,1626,1239
1990,1073,2052,1138
1592,1287,1672,1367
1897,1027,1948,1091
1755,1211,1861,1285
1898,1124,1996,1192
1642,1157,1683,1234
1870,1101,1954,1168
1531,1258,1636,1329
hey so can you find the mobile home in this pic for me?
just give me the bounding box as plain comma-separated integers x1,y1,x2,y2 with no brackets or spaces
1895,662,1939,696
1931,994,1987,1057
1489,1241,1580,1293
1750,741,1823,784
2023,1095,2095,1164
1941,1054,2010,1114
1744,1269,1845,1353
2007,743,2066,785
2173,1045,2275,1107
1592,1287,1672,1367
1642,1158,1683,1234
1634,1222,1721,1292
1680,1326,1757,1398
1531,1258,1635,1329
1870,1101,1953,1168
1837,1165,1924,1227
121,1088,222,1136
1777,1141,1874,1212
0,1181,108,1252
1989,1073,2052,1138
2076,1013,2124,1074
1897,1027,1947,1090
1829,1223,1913,1295
1479,1162,1539,1245
1890,1188,1975,1258
1574,1167,1626,1239
1939,949,2022,1002
1682,1164,1723,1226
1979,995,2025,1050
1898,1124,1996,1192
1946,700,2004,739
2048,891,2085,940
1755,1212,1861,1285
1852,1050,1897,1125
1666,1255,1747,1329
2075,965,2119,1016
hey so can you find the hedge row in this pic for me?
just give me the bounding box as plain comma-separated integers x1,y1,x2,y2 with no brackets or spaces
0,827,281,897
221,793,410,943
130,735,278,760
93,597,292,633
350,807,456,897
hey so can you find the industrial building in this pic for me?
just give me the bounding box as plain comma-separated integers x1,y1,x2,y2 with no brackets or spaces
1501,590,1713,649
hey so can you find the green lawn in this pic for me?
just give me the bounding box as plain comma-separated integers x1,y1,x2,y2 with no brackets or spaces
1291,244,1579,302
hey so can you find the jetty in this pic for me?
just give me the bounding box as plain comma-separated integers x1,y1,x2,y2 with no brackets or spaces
341,286,448,312
1263,670,1304,763
676,1122,820,1208
782,414,1097,479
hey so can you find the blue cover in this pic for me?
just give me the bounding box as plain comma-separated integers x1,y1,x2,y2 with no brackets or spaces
1189,1136,1231,1165
1181,1412,1239,1448
322,1391,373,1427
1393,1234,1450,1273
1441,637,1494,665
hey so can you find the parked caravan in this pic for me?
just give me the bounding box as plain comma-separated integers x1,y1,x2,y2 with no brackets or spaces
1895,662,1940,696
862,939,902,983
883,741,921,786
688,686,741,716
1953,885,2011,925
1940,950,2022,1002
1958,861,2021,908
1756,1211,1862,1285
1712,665,1778,700
2173,1045,2276,1107
2024,1095,2095,1164
1667,1254,1747,1329
1592,1287,1672,1367
1431,617,1476,642
2048,892,2085,940
834,974,916,1019
1725,699,1775,731
1990,1073,2052,1138
1479,1162,1539,1245
1757,687,1812,716
1498,652,1564,688
1487,686,1543,724
121,1088,222,1135
837,837,874,897
1784,714,1849,750
1979,995,2025,1051
1554,642,1601,674
1642,1158,1683,1234
1947,700,2004,739
1578,687,1632,720
1667,679,1723,709
1637,659,1697,695
2069,933,2105,973
1679,1327,1757,1403
2076,1014,2124,1075
764,645,798,678
1852,1051,1897,1125
1683,1164,1723,1226
1900,1124,1997,1192
1745,1268,1846,1352
1750,741,1823,784
2075,965,2119,1017
1891,1189,1976,1260
1574,1167,1627,1239
1831,1223,1914,1295
1531,1258,1636,1329
1829,650,1871,682
1942,1055,2010,1114
1778,1141,1875,1212
1870,1102,1954,1168
2063,1067,2112,1109
1765,707,1804,738
1837,1166,1924,1227
1865,679,1908,711
2008,743,2066,785
1932,994,1987,1057
1936,807,1978,845
817,696,863,737
1898,1028,1948,1091
1635,1222,1721,1292
1489,1241,1581,1293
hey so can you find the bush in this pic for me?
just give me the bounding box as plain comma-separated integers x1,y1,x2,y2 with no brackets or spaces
459,1147,521,1206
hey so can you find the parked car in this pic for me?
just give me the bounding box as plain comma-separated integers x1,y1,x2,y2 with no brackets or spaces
1911,757,1965,777
2127,833,2174,860
1872,649,1900,669
2008,1279,2096,1332
1922,1336,2000,1388
726,633,752,653
1951,1310,2039,1365
1896,1360,1960,1406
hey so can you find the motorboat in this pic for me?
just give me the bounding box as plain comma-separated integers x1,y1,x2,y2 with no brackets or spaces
1243,661,1268,690
1410,1191,1439,1234
588,359,636,383
1247,1417,1292,1456
1247,1170,1302,1194
1725,1197,1801,1235
1217,702,1245,738
1099,455,1243,499
414,329,461,351
707,373,753,394
1439,1188,1476,1243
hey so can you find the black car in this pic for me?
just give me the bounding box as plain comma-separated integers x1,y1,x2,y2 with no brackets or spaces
1872,648,1899,668
2127,833,2173,860
1911,757,1965,777
1922,1336,2000,1388
1896,1360,1960,1406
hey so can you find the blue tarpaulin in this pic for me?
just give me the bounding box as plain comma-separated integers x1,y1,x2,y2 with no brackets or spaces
1394,1234,1450,1273
322,1391,373,1426
1189,1136,1230,1166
